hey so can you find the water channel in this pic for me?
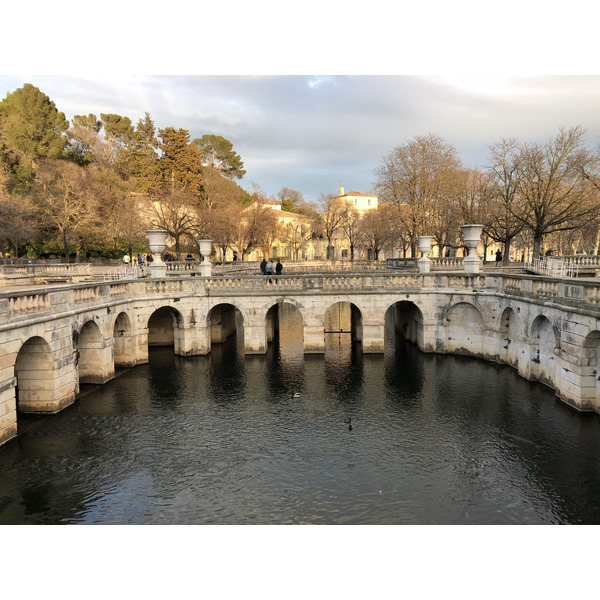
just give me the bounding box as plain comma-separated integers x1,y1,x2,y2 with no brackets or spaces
1,304,600,525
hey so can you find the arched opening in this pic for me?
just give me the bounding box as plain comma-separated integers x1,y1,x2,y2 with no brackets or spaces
324,302,363,364
113,312,134,369
266,301,304,362
14,336,55,413
208,303,244,346
499,307,520,367
77,320,106,384
445,302,485,357
384,300,424,350
148,307,182,348
530,315,557,387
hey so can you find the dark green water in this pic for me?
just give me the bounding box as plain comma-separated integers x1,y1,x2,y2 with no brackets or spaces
1,310,600,524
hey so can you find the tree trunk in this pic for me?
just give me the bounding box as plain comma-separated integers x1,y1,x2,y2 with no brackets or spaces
533,235,543,259
62,230,69,262
503,236,514,266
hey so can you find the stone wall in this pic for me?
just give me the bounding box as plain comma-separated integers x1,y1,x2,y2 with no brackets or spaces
2,271,600,447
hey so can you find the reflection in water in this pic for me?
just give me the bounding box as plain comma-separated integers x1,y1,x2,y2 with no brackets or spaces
1,307,600,524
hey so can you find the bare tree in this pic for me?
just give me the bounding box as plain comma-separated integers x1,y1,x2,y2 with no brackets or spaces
341,201,361,260
375,134,462,256
485,139,526,264
358,205,396,260
145,186,199,259
513,126,600,257
34,160,96,261
318,193,347,259
281,219,313,260
0,185,35,258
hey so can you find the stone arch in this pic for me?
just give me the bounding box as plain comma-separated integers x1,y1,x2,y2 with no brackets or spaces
384,300,424,349
265,300,304,349
499,306,521,367
14,336,55,413
148,306,184,348
580,331,600,412
207,303,244,345
113,311,134,368
77,319,112,384
324,301,363,346
529,314,557,387
444,301,485,357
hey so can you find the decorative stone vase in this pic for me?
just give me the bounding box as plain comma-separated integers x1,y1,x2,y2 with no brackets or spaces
460,224,484,273
146,229,168,278
198,239,213,277
417,235,434,273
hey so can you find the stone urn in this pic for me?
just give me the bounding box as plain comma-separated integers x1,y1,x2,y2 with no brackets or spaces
417,235,434,273
460,224,484,273
146,229,168,278
198,239,213,277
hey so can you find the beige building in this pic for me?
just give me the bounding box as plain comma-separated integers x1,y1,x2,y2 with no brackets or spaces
243,187,381,262
324,187,380,260
333,187,378,213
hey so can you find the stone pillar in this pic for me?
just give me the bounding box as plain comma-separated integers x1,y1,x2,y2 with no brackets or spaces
362,322,385,352
244,325,267,354
304,320,325,353
146,229,168,278
417,236,434,273
78,338,115,384
461,224,484,273
0,377,17,446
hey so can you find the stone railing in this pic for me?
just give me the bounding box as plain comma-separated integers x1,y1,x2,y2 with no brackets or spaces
103,264,149,281
497,273,600,306
430,257,465,269
561,255,600,266
0,262,92,285
4,272,600,328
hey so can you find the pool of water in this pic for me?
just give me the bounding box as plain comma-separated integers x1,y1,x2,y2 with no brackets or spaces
1,310,600,524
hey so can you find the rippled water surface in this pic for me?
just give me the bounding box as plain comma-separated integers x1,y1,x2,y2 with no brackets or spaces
2,310,600,525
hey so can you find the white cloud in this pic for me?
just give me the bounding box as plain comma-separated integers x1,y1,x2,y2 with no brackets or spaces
2,74,600,201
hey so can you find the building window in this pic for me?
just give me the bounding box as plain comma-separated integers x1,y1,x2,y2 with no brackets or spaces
367,198,372,206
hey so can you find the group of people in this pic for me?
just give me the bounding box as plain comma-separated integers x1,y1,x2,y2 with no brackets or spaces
260,258,283,281
123,253,153,266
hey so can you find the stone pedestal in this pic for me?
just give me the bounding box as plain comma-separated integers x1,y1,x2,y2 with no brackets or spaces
198,239,213,277
146,229,168,278
417,236,434,273
461,224,484,273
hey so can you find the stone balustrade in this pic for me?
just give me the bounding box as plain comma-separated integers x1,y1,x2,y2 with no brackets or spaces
4,272,600,330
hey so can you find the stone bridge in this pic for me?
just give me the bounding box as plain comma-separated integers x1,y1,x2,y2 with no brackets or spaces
2,270,600,447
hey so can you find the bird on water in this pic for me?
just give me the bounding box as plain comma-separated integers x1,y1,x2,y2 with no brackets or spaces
343,417,353,430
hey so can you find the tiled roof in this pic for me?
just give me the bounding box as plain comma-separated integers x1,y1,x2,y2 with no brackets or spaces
339,191,377,197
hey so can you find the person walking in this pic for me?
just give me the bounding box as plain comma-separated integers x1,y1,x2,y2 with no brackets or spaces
260,258,267,275
495,249,502,266
275,259,283,284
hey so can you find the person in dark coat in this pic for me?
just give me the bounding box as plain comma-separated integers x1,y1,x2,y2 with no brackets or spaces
275,259,283,283
260,258,267,275
495,249,502,266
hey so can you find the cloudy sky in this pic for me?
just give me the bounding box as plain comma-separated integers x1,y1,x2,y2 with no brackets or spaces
2,2,599,206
